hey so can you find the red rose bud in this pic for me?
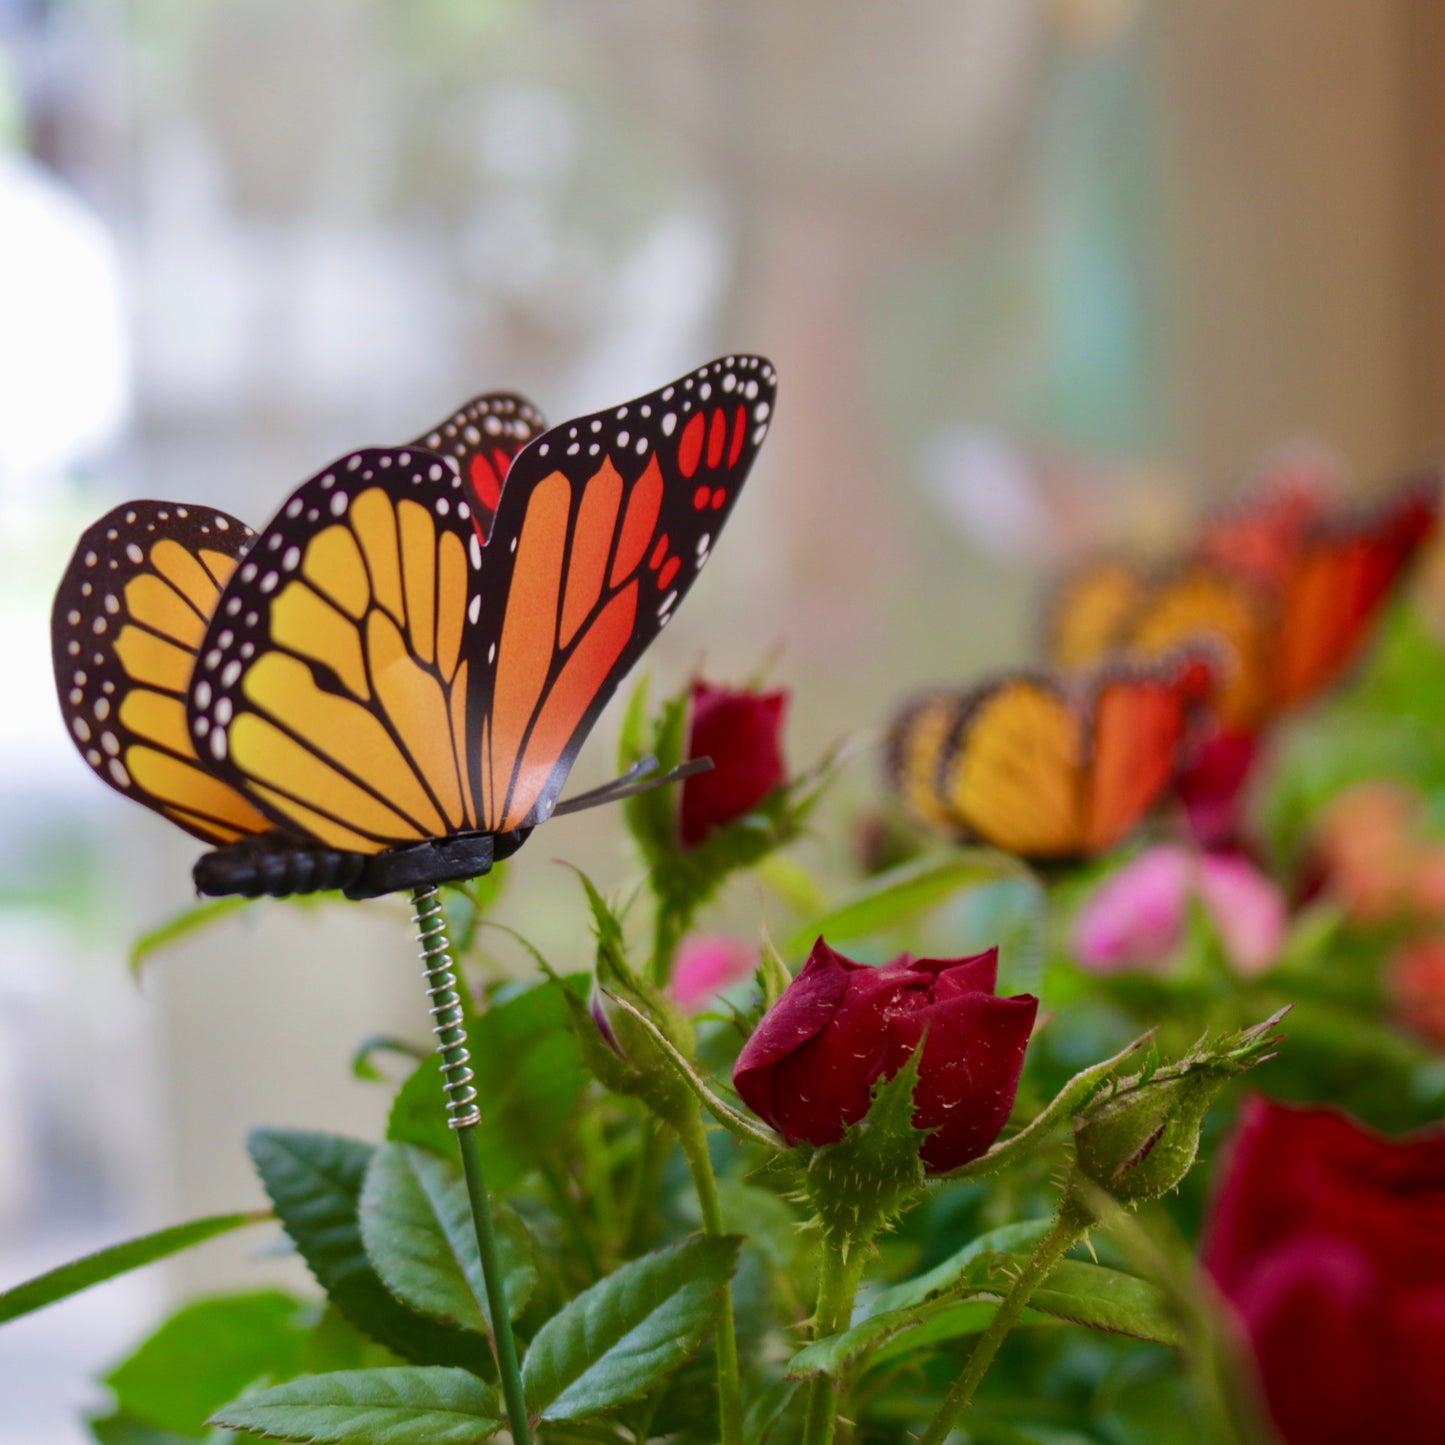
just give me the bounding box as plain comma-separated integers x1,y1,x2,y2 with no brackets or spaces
1177,727,1260,851
679,682,788,848
1204,1097,1445,1445
732,938,1037,1173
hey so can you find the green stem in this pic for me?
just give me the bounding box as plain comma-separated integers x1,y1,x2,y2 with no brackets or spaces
677,1112,744,1445
801,1240,868,1445
650,902,685,988
916,1198,1091,1445
411,885,532,1445
455,1123,532,1444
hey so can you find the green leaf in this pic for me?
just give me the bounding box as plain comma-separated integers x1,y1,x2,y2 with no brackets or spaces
248,1130,478,1369
388,979,588,1189
352,1036,427,1083
104,1289,307,1436
0,1210,269,1326
209,1367,503,1443
128,897,252,975
1028,1257,1179,1344
786,1306,925,1380
790,1252,1178,1381
88,1410,230,1444
302,1306,404,1375
360,1143,536,1335
865,1220,1054,1316
785,849,1029,956
599,989,778,1147
522,1234,741,1422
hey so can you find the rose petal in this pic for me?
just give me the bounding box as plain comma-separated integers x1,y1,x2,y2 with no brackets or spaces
733,938,854,1132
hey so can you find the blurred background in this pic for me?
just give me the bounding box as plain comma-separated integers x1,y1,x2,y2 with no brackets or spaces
3,1,1445,1439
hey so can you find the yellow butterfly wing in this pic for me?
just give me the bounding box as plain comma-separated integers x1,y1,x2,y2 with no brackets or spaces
188,449,483,853
51,502,273,844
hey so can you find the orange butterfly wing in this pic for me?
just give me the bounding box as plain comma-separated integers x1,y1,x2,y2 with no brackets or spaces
1194,442,1341,584
51,502,273,844
185,357,778,854
887,656,1213,862
1273,475,1439,710
1083,655,1215,854
470,355,778,833
889,676,1087,858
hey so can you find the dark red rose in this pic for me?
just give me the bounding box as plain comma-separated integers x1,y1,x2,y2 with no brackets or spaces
732,938,1038,1173
1204,1096,1445,1445
679,682,788,847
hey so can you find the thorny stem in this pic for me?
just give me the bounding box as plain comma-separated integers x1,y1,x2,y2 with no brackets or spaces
677,1111,745,1445
916,1195,1092,1445
801,1240,869,1445
411,884,532,1445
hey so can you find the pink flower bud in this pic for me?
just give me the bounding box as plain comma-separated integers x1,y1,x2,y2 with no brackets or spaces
670,933,758,1014
1073,845,1285,977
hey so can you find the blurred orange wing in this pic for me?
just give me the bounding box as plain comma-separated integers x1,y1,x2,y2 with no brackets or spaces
889,676,1087,858
887,655,1215,862
1123,566,1274,731
1272,474,1439,710
1083,655,1216,854
1194,442,1341,585
1044,558,1147,670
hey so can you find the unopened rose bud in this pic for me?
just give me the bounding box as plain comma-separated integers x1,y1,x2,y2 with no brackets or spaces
679,681,788,848
734,938,1037,1174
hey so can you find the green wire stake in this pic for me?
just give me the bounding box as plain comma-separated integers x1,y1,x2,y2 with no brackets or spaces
412,883,532,1445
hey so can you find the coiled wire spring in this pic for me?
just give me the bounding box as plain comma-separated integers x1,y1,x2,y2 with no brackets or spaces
412,884,480,1129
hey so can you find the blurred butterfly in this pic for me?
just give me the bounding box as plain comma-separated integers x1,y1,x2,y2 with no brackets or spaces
1046,470,1440,731
52,356,777,898
885,651,1217,862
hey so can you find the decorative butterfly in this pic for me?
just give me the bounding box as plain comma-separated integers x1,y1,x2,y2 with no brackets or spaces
884,652,1217,862
1045,470,1440,730
52,355,777,898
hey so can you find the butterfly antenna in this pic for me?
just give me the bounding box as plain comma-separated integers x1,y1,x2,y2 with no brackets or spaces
410,884,533,1444
551,754,658,815
552,756,714,817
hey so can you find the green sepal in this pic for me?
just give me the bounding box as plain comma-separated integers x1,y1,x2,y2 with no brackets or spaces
618,673,690,867
573,869,697,1129
755,935,792,1013
803,1048,928,1251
